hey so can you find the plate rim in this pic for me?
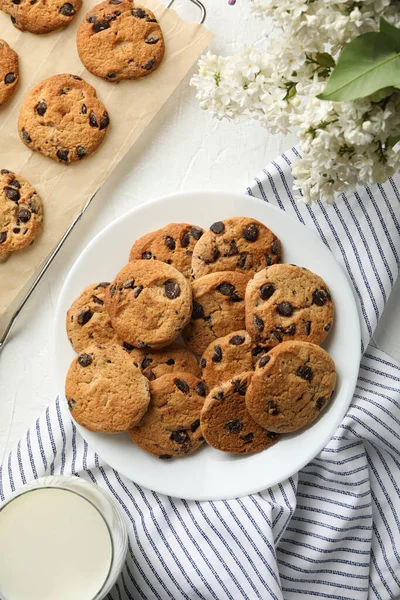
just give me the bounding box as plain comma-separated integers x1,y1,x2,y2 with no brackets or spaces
54,190,361,500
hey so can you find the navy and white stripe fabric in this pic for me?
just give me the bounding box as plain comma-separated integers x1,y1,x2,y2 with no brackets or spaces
1,148,400,599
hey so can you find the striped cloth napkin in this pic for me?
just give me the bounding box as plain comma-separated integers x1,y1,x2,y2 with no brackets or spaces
1,148,400,600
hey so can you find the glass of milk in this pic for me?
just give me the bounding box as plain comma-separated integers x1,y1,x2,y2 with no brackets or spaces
0,475,128,600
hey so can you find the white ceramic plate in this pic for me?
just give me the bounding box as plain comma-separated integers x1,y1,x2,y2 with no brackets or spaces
54,191,361,501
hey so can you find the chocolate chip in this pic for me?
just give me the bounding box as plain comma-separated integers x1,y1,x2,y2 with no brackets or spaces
165,236,176,250
229,292,243,303
237,252,248,269
132,286,143,298
175,379,189,394
324,322,332,332
282,324,296,335
142,357,152,369
316,397,326,411
277,302,294,316
211,345,222,362
1,169,9,175
260,283,275,300
107,73,117,79
87,14,97,22
13,228,20,234
67,398,76,410
110,285,116,297
142,251,152,259
11,0,19,4
72,75,82,80
271,239,280,255
9,178,20,188
10,16,17,24
254,315,264,331
5,187,20,202
132,7,146,17
59,2,75,15
0,232,7,244
57,149,69,163
266,401,279,415
190,227,203,240
226,240,238,256
190,419,201,431
76,146,86,159
142,58,156,70
259,354,271,367
265,254,272,266
170,431,189,444
143,368,156,381
243,223,259,242
77,309,93,325
159,454,172,460
110,0,122,3
4,73,16,85
146,16,157,22
81,104,87,115
224,420,243,434
35,101,47,116
266,431,279,440
17,209,31,222
123,341,134,351
271,329,282,343
145,34,159,44
195,382,207,397
22,130,31,143
78,353,92,367
214,391,225,401
304,321,311,336
93,19,110,32
210,221,224,234
252,345,271,356
100,113,110,130
200,358,207,368
92,295,104,305
204,247,220,264
232,378,247,395
165,358,175,365
60,87,70,95
312,288,331,306
181,231,190,248
296,365,313,381
192,301,205,319
241,433,254,444
164,280,180,299
217,282,234,296
89,112,99,127
122,279,134,289
230,335,245,345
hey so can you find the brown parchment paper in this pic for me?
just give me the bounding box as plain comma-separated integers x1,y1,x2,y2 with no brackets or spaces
0,0,213,316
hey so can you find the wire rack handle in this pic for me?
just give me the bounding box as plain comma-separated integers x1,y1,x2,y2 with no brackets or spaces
167,0,206,24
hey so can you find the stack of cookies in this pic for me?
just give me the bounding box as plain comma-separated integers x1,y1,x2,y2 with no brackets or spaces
65,216,337,459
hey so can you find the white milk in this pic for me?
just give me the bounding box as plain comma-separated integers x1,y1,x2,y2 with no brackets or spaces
0,487,113,600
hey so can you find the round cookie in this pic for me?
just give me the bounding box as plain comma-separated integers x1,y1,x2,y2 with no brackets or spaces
201,330,254,389
246,341,337,433
129,372,207,458
0,169,43,262
245,263,334,347
105,259,192,349
18,74,110,164
182,271,249,356
66,282,120,353
0,0,82,34
65,344,150,433
77,1,165,83
200,372,280,454
191,216,281,279
0,40,18,107
129,344,201,380
129,222,204,279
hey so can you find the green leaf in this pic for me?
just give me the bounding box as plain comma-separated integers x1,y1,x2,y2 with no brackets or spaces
318,18,400,102
315,52,335,68
387,135,400,148
370,86,394,102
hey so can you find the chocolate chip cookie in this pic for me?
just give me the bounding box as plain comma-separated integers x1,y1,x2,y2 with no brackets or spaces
105,259,192,349
191,216,281,279
66,282,120,353
245,264,334,347
129,222,204,279
129,372,207,458
77,1,165,83
201,330,255,389
65,344,150,433
0,0,82,34
182,271,249,356
18,74,110,164
129,343,201,380
0,40,18,107
246,341,336,433
0,169,43,262
200,372,280,454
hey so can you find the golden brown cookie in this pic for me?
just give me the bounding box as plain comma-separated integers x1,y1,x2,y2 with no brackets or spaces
129,372,207,458
246,341,336,433
201,330,255,389
128,343,201,380
245,263,334,347
0,0,82,34
18,74,110,164
66,282,120,353
0,40,18,107
65,344,150,433
182,271,249,356
191,216,281,279
129,222,204,279
0,169,43,262
200,372,280,454
77,1,165,82
105,259,192,349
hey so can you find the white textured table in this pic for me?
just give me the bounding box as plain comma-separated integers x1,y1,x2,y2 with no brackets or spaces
1,0,399,464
